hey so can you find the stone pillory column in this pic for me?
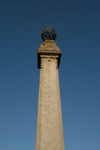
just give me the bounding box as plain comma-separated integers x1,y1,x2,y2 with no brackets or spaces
36,28,64,150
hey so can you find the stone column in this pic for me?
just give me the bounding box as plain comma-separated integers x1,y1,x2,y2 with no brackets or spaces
36,29,64,150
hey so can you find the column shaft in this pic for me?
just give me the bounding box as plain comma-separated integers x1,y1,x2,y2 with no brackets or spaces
36,56,64,150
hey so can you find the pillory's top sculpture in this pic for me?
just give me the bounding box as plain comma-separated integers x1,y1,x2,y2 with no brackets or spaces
41,27,56,41
38,27,61,68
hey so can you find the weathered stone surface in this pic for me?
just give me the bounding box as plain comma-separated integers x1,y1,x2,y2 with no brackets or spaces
36,40,64,150
37,40,61,68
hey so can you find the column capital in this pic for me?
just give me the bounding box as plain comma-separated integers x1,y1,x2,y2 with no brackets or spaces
37,40,61,68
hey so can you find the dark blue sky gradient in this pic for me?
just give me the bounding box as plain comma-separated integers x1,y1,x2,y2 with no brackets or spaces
0,0,100,150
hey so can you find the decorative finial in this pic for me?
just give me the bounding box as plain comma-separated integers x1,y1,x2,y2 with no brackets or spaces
41,27,56,41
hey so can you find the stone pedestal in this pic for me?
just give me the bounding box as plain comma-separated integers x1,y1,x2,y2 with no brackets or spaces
36,40,64,150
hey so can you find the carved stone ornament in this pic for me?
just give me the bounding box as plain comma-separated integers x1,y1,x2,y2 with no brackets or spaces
38,40,61,68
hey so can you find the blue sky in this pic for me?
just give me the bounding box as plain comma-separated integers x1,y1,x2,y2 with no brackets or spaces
0,0,100,150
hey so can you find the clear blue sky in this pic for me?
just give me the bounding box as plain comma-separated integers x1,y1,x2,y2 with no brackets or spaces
0,0,100,150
